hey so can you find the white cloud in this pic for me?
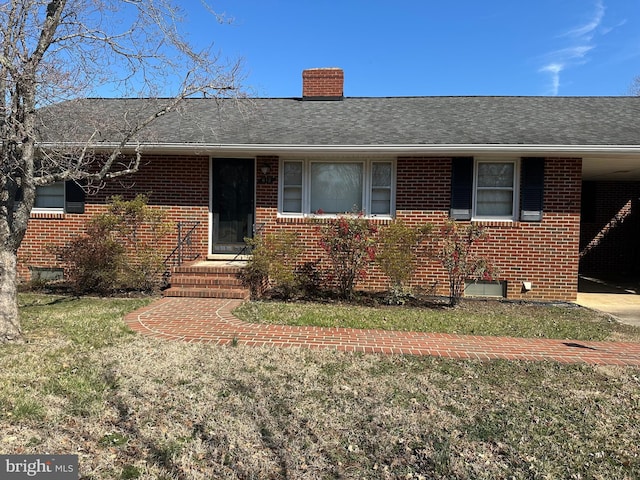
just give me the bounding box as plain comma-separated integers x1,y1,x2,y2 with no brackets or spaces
601,19,627,35
543,45,594,64
539,1,606,95
562,0,605,39
540,63,563,96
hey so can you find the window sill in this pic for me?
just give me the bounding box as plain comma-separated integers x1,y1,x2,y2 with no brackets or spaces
471,219,520,228
276,213,394,224
30,210,65,219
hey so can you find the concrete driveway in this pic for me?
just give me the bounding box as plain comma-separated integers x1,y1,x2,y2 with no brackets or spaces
576,276,640,327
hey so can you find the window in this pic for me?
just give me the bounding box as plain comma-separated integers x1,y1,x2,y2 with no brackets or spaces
310,162,362,213
280,159,394,216
34,182,65,212
31,181,86,214
451,157,543,222
371,162,392,214
29,267,64,282
464,280,507,298
474,161,516,219
282,162,303,213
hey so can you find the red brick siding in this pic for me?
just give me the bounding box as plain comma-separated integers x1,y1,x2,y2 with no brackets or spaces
17,155,210,280
19,154,583,301
91,155,209,207
255,156,278,210
396,157,451,211
255,157,582,301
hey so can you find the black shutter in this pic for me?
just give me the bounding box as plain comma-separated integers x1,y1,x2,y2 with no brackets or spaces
520,157,544,221
65,181,85,214
450,157,473,220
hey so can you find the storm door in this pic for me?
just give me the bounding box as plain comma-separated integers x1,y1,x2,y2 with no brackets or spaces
211,158,255,254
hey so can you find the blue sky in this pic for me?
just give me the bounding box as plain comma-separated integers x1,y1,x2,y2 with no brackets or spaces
179,0,639,97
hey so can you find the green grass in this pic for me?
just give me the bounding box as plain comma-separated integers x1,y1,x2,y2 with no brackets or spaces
0,294,153,425
1,293,639,479
234,299,640,342
18,294,150,348
11,396,46,421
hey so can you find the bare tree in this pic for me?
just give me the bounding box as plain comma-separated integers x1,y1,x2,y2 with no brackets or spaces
0,0,244,342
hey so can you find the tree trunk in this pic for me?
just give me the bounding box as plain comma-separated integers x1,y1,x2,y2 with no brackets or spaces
0,249,22,342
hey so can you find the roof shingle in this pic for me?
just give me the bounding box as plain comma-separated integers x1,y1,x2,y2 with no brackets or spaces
37,96,640,147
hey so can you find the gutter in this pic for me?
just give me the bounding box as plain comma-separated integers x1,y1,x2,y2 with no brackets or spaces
36,142,640,158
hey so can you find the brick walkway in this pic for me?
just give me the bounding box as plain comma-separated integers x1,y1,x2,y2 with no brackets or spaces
123,297,640,366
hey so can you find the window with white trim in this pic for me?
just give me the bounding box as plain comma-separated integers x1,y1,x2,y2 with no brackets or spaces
311,162,362,213
33,182,65,212
473,160,518,220
280,159,394,216
282,161,303,213
371,162,392,214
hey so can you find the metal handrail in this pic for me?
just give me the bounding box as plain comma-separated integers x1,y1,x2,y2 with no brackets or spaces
164,221,201,269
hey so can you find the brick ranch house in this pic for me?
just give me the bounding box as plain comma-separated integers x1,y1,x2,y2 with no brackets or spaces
21,68,640,301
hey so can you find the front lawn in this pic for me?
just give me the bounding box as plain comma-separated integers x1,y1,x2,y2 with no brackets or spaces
234,299,640,342
1,294,639,479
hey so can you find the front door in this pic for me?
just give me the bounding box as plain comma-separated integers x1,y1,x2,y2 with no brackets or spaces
211,158,255,254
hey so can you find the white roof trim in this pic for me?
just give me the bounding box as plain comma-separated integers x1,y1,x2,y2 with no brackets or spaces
37,142,640,157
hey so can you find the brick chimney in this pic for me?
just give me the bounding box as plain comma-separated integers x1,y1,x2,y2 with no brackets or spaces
302,68,344,99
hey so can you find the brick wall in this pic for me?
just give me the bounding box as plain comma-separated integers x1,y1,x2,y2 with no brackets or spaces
19,153,583,301
17,155,210,280
579,180,640,277
255,156,582,301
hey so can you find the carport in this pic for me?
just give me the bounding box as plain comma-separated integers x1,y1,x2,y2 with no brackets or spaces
576,276,640,327
580,156,640,282
578,155,640,325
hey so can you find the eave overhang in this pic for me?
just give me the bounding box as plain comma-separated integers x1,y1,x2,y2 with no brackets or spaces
36,142,640,158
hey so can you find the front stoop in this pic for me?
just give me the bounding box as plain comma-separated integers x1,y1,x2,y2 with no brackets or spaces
163,261,250,300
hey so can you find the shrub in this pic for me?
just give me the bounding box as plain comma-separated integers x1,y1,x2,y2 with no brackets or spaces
103,195,171,292
237,244,269,299
57,221,126,294
435,220,497,306
58,194,170,294
376,220,433,301
294,261,323,298
240,231,302,299
318,214,377,299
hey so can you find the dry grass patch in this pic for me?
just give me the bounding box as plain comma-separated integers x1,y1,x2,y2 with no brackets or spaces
1,294,640,479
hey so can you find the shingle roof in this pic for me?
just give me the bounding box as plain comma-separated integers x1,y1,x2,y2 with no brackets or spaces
37,96,640,147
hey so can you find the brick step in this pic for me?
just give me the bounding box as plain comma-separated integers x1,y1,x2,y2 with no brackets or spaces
169,274,245,288
162,287,250,300
172,265,244,275
165,261,249,300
